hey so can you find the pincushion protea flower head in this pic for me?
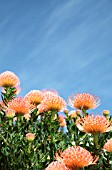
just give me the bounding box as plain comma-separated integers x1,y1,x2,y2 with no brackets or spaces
0,71,20,87
103,138,112,152
8,97,31,115
68,93,100,110
76,115,112,134
57,146,98,169
45,161,69,170
24,90,44,105
38,92,67,113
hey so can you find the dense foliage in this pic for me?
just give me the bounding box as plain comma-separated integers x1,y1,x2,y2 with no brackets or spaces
0,71,112,170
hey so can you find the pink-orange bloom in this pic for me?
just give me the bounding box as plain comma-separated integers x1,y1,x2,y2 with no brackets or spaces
68,93,100,110
26,133,35,141
45,161,69,170
103,138,112,152
8,97,31,115
38,92,67,113
5,108,15,118
24,90,44,105
76,115,112,134
0,71,20,87
57,146,98,169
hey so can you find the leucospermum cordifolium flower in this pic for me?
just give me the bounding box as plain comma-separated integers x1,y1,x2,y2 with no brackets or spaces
38,90,67,113
0,70,112,170
45,161,70,170
76,114,112,134
103,138,112,152
0,71,20,87
68,93,101,111
8,97,31,115
56,146,98,169
24,90,44,105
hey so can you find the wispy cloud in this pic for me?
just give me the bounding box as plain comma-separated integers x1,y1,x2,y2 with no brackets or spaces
0,0,112,114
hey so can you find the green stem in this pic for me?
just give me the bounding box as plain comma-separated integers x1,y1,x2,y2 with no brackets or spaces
0,134,9,146
17,115,23,126
93,133,98,149
27,142,32,154
82,109,87,117
9,119,12,126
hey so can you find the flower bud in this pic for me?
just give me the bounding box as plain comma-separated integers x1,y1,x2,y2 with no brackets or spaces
26,133,35,142
102,110,110,116
5,108,15,118
64,108,68,114
68,110,77,119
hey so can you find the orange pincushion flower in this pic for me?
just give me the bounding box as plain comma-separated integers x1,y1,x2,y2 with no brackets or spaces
103,138,112,152
45,161,69,170
76,115,112,134
25,90,44,105
8,97,31,115
38,92,67,113
58,146,98,169
0,71,20,87
68,93,100,110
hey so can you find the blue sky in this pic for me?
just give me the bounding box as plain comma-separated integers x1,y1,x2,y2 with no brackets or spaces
0,0,112,115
